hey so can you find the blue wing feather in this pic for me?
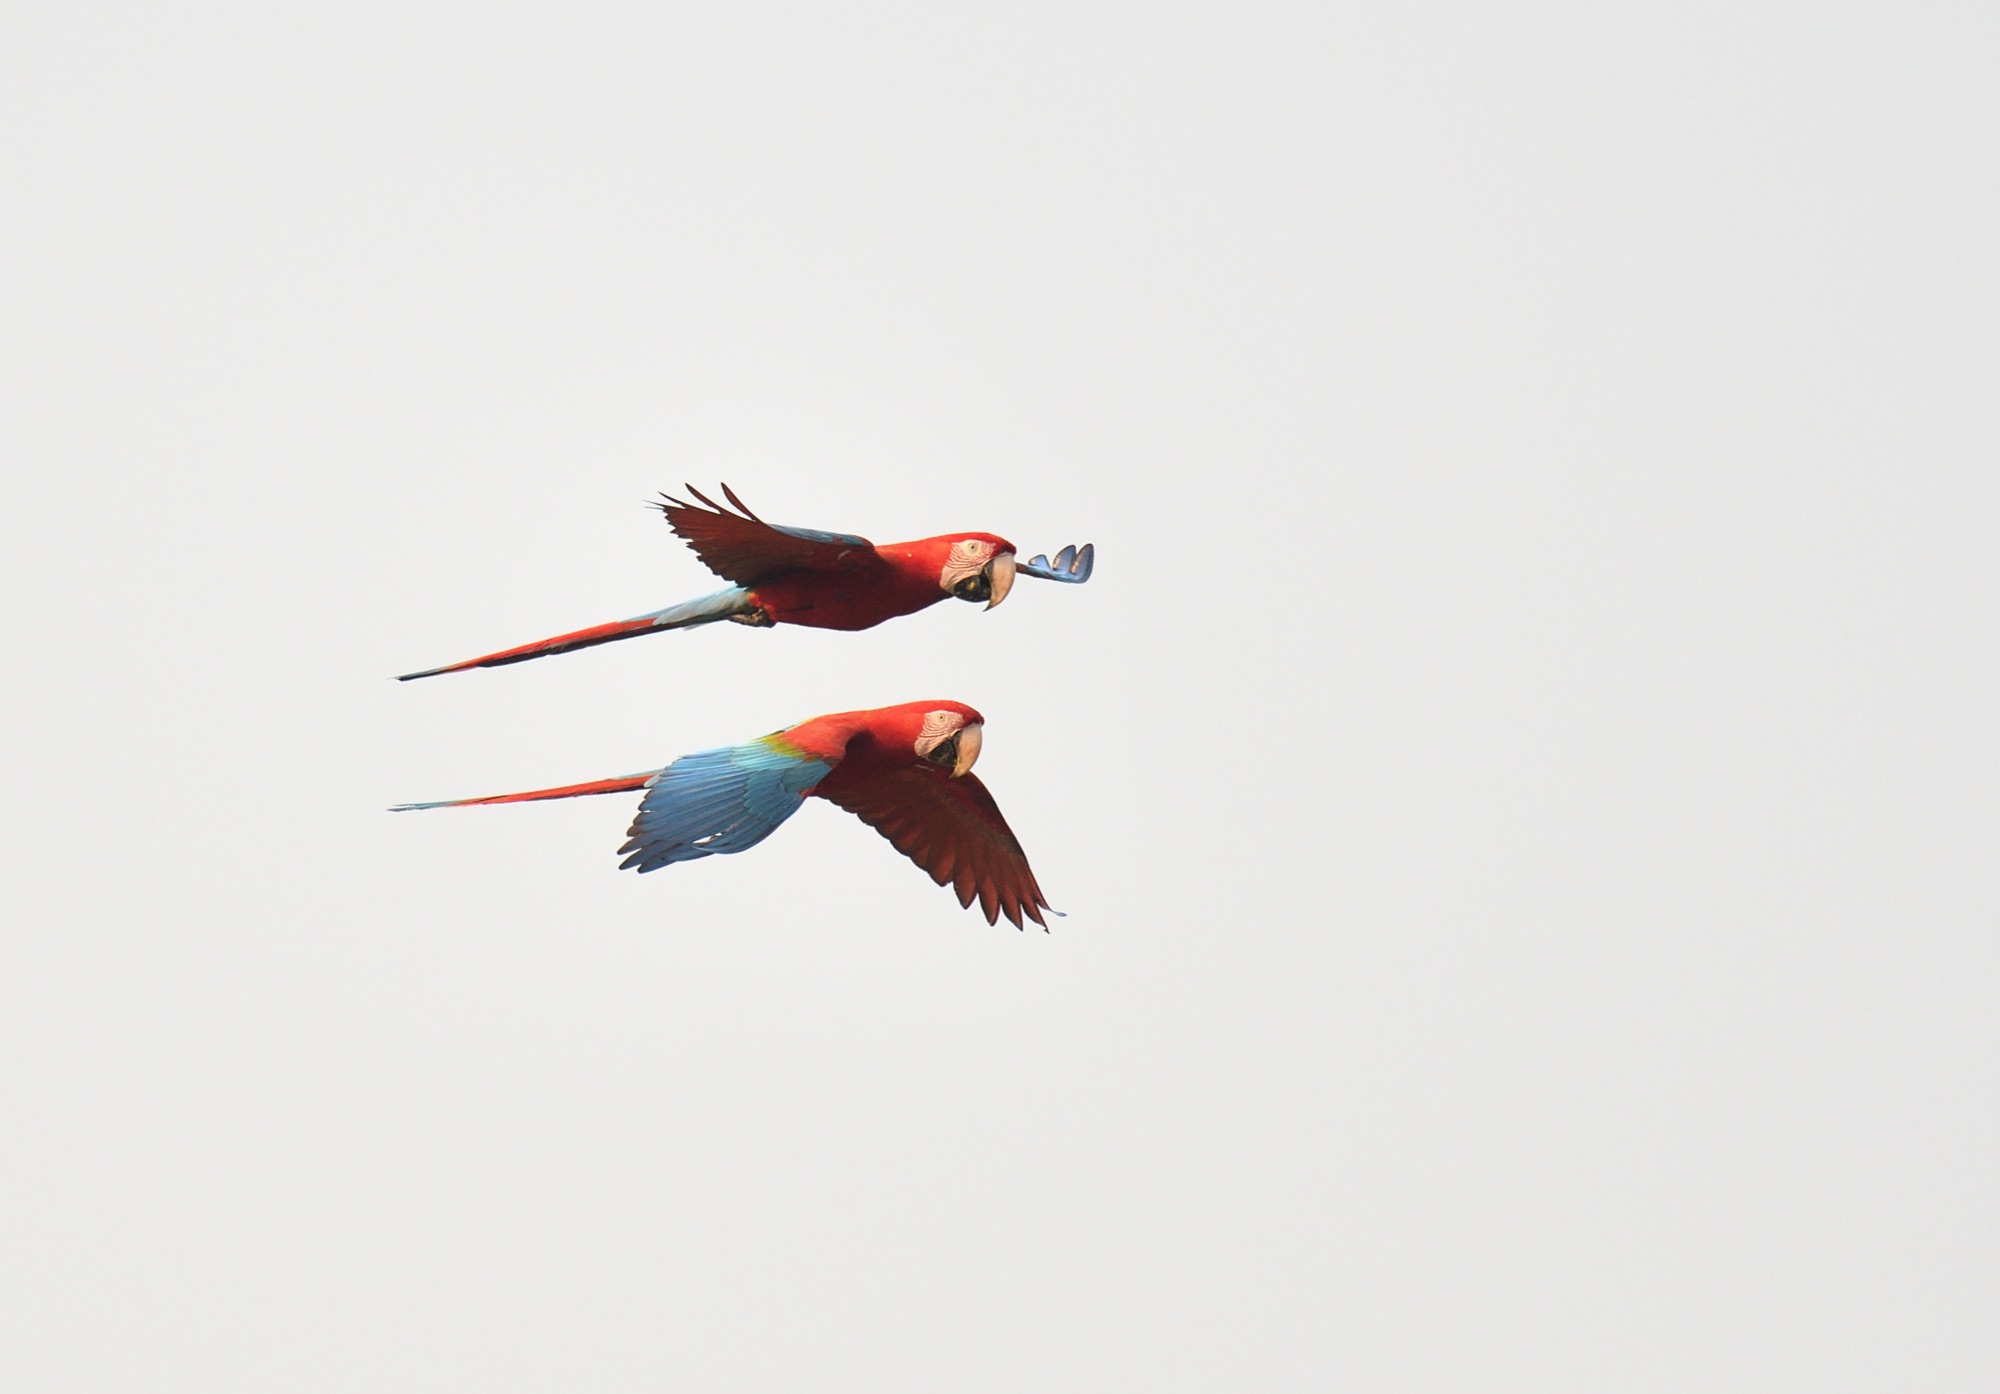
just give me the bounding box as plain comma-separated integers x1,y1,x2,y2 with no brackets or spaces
1017,542,1094,584
616,739,833,873
768,522,872,549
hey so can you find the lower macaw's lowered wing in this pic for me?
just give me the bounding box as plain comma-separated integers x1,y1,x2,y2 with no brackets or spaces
816,765,1055,930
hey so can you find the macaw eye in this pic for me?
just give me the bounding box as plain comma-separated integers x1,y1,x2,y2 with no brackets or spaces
951,573,991,603
924,732,960,767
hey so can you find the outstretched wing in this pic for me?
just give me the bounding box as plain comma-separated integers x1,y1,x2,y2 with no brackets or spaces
655,484,883,587
618,736,835,873
818,768,1053,928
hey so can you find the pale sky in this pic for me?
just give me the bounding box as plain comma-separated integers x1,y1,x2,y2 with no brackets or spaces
4,3,1995,1389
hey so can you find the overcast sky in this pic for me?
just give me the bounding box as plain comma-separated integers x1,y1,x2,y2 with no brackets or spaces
4,3,1995,1389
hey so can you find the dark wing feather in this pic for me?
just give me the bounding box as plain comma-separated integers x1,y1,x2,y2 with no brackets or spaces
654,484,883,587
819,768,1053,929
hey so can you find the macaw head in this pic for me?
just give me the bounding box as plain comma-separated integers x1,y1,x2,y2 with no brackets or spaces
910,702,985,778
933,534,1018,610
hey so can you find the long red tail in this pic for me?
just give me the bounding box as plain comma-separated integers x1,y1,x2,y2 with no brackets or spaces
396,586,753,681
390,770,660,812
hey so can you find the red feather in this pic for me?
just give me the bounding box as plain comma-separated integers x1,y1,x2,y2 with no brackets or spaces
655,485,882,588
817,766,1052,929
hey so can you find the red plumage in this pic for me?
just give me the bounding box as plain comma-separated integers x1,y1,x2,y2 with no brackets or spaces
655,487,1012,631
397,486,1028,680
779,701,1055,929
392,699,1056,930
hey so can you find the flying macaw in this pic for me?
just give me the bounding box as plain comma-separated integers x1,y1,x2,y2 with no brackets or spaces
397,485,1094,681
391,700,1056,929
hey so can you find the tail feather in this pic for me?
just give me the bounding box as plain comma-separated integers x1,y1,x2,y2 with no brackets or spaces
396,587,754,681
390,770,662,813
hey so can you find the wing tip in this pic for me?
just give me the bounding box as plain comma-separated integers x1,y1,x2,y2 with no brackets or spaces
658,483,759,524
1019,542,1094,584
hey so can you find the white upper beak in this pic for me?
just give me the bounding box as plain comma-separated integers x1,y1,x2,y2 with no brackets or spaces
952,721,983,777
985,551,1016,610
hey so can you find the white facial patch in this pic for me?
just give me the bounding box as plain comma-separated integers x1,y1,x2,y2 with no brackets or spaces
913,708,965,760
939,538,995,592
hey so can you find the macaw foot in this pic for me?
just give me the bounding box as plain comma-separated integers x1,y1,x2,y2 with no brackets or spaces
728,606,774,628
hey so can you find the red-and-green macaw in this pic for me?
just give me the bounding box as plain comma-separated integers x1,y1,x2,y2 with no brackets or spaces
397,485,1093,681
391,700,1056,929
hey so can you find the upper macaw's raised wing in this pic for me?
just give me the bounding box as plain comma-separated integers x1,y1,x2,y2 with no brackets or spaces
617,735,836,873
818,766,1054,929
656,484,883,587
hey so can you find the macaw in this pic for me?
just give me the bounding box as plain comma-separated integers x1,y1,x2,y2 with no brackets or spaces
397,484,1093,681
391,700,1056,929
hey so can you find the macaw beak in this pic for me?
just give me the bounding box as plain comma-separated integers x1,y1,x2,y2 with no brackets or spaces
951,721,983,777
984,551,1016,610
